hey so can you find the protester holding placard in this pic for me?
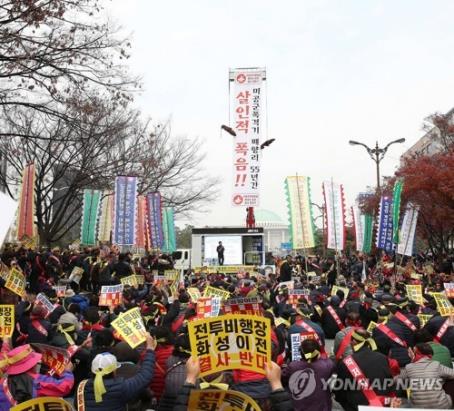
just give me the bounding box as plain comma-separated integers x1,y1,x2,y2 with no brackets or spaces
75,333,156,411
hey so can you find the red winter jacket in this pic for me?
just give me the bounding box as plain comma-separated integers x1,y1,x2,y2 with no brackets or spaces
149,344,174,401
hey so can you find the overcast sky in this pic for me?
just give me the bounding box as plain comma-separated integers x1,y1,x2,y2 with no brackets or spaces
107,0,454,227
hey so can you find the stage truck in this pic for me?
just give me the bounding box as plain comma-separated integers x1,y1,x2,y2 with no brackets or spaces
174,227,275,273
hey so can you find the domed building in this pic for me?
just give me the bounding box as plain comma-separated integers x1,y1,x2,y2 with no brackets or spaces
254,209,290,253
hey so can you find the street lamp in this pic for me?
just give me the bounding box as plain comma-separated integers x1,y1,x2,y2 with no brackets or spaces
348,138,405,189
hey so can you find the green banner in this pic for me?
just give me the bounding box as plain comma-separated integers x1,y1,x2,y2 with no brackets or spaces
362,214,374,254
162,207,176,253
392,180,404,243
80,189,101,246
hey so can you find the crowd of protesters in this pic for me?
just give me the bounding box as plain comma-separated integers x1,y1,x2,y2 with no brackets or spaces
0,243,453,410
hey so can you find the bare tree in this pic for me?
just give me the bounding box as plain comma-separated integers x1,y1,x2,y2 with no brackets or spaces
0,101,218,245
0,0,138,136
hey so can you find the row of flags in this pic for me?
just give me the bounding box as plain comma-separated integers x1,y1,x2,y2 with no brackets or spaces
80,177,176,251
285,176,418,256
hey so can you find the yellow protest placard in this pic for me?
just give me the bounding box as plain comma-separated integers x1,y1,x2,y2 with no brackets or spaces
417,314,433,327
331,285,349,298
11,397,72,411
0,305,14,337
306,271,317,277
187,287,202,302
188,314,271,377
5,266,26,297
164,269,179,282
406,284,424,305
188,389,261,411
136,275,145,285
410,272,422,280
432,292,454,316
120,275,139,288
203,285,231,301
111,307,147,348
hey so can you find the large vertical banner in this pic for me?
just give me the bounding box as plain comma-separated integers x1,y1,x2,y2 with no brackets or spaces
135,195,147,248
230,68,265,207
17,163,35,240
376,196,394,252
113,176,138,246
397,203,419,256
323,180,346,251
97,191,114,243
80,189,101,245
284,176,315,249
392,179,404,243
162,207,176,253
146,192,164,249
352,206,364,252
362,214,374,254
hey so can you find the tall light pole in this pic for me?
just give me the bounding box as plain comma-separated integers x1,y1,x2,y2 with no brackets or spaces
348,138,406,189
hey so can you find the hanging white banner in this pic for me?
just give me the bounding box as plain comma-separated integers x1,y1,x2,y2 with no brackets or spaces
397,203,419,256
323,180,346,251
352,205,364,252
230,68,265,207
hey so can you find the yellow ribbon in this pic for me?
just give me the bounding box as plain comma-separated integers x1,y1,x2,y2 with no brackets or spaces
0,346,34,369
304,349,320,363
351,331,377,352
94,363,117,403
200,375,228,391
58,324,76,346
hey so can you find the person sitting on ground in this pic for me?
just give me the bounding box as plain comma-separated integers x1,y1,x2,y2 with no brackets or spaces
395,342,454,409
282,338,335,411
75,333,156,411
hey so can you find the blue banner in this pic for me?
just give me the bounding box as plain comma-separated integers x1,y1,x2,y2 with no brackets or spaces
376,196,394,252
146,192,164,249
113,176,138,245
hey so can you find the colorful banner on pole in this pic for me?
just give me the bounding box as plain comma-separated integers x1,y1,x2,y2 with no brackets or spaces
362,214,374,254
146,192,164,249
113,176,138,246
397,203,419,256
188,314,271,377
188,389,261,411
230,68,265,207
323,180,346,251
376,196,394,252
80,189,101,245
392,180,404,243
352,206,364,252
0,305,14,337
98,191,114,243
136,195,147,248
162,207,176,253
285,176,315,249
17,163,36,240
